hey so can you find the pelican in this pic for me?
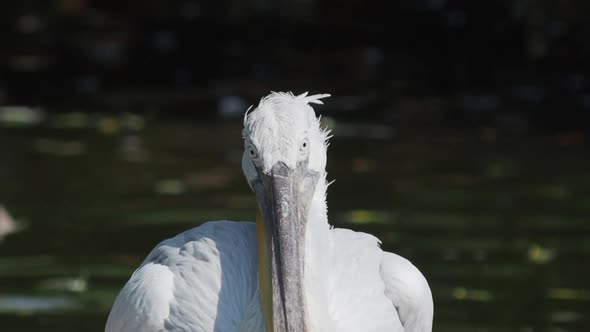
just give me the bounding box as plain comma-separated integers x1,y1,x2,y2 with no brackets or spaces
106,92,433,332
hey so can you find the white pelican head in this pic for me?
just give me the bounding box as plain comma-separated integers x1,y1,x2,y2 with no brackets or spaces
241,91,330,332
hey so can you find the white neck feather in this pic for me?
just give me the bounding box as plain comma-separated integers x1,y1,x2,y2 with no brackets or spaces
308,176,329,229
303,176,335,331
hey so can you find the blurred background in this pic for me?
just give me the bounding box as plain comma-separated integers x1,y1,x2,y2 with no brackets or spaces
1,0,590,331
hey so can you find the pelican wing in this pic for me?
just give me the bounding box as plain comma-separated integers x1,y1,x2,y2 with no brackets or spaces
380,252,434,332
306,228,404,332
105,221,263,332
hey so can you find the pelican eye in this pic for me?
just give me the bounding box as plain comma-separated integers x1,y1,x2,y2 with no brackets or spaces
247,144,259,160
299,137,309,156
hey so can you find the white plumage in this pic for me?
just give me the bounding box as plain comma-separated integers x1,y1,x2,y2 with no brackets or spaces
106,92,433,332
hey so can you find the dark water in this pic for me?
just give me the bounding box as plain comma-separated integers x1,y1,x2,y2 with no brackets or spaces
1,110,589,331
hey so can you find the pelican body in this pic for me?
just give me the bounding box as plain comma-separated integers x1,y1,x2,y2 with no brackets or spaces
106,92,433,332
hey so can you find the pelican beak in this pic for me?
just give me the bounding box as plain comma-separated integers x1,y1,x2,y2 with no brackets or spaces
252,160,319,332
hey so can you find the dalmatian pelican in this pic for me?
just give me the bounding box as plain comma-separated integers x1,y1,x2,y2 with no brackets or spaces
105,92,433,332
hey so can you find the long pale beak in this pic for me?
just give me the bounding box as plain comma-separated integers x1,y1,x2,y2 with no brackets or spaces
252,160,319,332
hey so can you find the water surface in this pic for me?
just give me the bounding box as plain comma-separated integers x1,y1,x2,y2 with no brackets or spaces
1,112,589,331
